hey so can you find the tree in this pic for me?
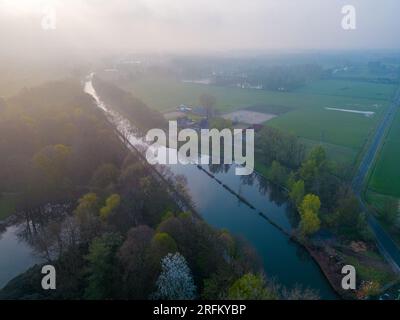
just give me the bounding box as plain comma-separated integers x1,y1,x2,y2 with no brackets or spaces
379,199,399,225
84,233,122,299
289,180,305,207
199,94,216,120
227,273,276,300
269,160,287,186
299,194,321,214
150,233,178,261
333,189,365,237
117,226,155,299
33,144,72,189
153,253,197,300
209,117,233,130
299,209,321,237
74,193,101,241
256,126,305,169
299,194,321,236
100,194,121,221
91,163,119,190
299,146,328,193
74,193,99,222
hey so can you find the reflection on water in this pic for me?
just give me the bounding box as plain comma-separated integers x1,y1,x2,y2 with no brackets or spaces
0,204,71,289
0,224,40,289
168,163,336,299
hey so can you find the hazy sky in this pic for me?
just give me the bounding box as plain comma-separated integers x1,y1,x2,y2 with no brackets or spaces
1,0,400,57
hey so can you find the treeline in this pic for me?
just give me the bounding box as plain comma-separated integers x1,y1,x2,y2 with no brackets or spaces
0,80,126,210
255,126,369,241
92,76,166,134
0,157,266,299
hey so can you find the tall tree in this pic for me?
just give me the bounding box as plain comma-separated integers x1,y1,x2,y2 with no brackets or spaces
228,273,276,300
99,194,121,221
74,193,101,241
153,252,197,300
289,180,305,207
84,233,122,300
199,94,216,120
117,226,155,299
298,194,321,237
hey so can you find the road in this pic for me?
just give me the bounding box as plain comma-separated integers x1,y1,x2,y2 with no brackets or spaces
352,86,400,272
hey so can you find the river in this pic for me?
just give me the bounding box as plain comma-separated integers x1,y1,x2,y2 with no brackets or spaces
0,75,337,299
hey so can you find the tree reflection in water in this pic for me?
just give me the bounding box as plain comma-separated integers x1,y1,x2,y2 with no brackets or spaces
14,203,73,262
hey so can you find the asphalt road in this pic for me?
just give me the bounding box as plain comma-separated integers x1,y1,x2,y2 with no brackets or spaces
352,86,400,272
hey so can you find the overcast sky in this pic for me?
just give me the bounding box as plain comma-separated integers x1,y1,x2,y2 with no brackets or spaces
1,0,400,57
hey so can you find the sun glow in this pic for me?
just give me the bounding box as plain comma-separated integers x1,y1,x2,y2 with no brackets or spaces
1,0,58,15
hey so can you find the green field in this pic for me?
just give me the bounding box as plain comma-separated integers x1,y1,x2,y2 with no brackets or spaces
117,76,391,113
295,80,398,101
368,108,400,197
300,138,358,169
113,75,395,168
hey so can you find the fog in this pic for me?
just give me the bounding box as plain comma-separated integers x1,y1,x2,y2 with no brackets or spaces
1,0,400,60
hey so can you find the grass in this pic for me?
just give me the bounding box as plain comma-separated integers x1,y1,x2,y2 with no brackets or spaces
267,107,383,150
345,255,396,285
368,108,400,198
295,79,398,101
110,74,395,167
0,193,19,221
117,75,390,113
300,138,358,170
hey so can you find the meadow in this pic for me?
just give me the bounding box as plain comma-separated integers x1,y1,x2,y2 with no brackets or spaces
116,75,395,169
117,76,392,113
294,79,397,101
368,108,400,197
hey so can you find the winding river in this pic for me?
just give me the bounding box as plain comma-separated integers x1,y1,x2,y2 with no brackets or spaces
0,76,337,299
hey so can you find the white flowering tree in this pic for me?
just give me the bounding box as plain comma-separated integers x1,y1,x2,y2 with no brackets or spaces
153,252,197,300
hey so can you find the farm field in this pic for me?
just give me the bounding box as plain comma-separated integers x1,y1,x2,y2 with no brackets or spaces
117,76,391,113
368,107,400,198
300,138,358,169
294,79,398,101
114,75,396,167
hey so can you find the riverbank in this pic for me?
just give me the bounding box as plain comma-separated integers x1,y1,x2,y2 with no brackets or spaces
305,243,354,299
253,163,400,300
196,161,347,298
253,166,350,298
